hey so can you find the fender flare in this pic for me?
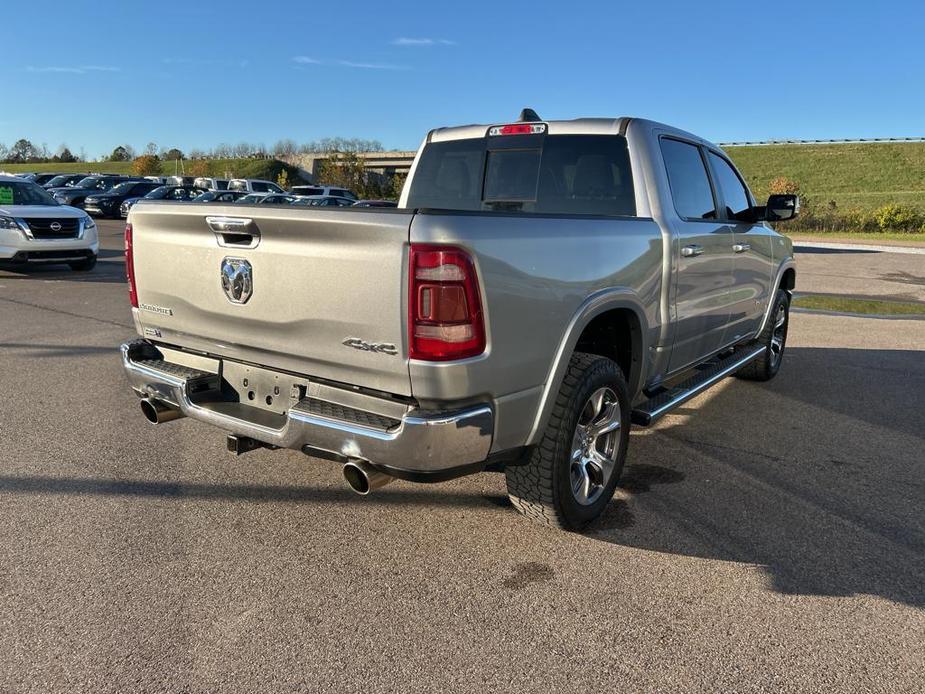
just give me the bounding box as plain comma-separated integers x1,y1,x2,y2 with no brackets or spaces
525,288,649,446
754,259,796,337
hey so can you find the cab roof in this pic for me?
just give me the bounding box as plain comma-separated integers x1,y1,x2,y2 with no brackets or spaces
427,115,719,151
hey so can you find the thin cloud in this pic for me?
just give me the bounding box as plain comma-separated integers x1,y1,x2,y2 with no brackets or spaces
392,37,456,46
162,57,249,68
292,56,408,70
27,65,120,74
335,60,408,70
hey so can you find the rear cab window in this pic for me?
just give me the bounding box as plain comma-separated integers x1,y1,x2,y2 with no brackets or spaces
406,132,636,216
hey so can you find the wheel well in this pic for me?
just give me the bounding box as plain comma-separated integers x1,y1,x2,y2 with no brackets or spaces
574,308,641,390
780,268,796,292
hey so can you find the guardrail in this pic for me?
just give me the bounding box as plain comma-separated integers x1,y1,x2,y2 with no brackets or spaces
720,137,925,147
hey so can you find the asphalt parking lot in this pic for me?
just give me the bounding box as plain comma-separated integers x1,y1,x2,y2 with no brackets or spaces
1,219,923,693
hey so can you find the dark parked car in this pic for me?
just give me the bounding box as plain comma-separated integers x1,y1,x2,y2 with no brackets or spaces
292,195,355,207
49,175,139,209
85,180,166,218
43,173,89,189
352,199,398,208
257,193,296,205
190,190,249,204
24,173,63,187
121,185,208,218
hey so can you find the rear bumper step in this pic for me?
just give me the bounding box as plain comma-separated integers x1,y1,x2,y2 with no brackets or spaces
121,340,493,474
632,345,765,426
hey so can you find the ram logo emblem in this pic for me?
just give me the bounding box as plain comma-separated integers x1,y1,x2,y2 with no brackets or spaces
220,257,253,304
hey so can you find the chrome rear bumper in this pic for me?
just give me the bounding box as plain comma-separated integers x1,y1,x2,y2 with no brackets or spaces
121,340,493,475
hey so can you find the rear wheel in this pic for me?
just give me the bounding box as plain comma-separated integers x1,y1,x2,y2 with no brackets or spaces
738,288,790,381
68,255,97,272
505,352,630,530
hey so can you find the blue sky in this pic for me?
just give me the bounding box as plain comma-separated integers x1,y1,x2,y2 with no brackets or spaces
6,0,924,157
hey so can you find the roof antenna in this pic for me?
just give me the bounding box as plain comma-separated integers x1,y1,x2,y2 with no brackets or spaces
519,108,541,123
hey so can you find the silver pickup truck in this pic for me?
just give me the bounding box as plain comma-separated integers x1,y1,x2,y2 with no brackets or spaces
121,111,798,530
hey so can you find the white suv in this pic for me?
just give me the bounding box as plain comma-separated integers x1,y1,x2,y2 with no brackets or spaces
227,178,285,194
290,185,356,199
0,174,99,271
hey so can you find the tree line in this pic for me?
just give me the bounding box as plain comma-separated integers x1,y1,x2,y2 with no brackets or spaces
1,137,386,165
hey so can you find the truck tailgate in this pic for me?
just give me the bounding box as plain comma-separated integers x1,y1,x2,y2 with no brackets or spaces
130,203,413,396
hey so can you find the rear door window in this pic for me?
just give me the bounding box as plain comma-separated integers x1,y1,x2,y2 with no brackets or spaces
659,138,717,220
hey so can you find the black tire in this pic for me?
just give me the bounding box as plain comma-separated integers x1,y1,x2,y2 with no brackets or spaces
68,255,97,272
505,352,631,530
738,288,790,381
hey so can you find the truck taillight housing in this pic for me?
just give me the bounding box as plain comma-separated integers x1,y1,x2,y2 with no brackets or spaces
409,245,485,361
125,223,138,308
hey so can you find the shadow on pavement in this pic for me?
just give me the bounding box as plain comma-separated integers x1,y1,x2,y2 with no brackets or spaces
0,261,125,283
794,245,879,254
586,346,925,608
0,342,117,357
0,347,921,608
0,473,515,509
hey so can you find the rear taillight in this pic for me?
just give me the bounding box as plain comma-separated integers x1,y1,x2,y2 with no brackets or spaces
409,245,485,361
125,223,138,308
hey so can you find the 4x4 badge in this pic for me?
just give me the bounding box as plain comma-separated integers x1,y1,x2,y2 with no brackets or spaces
342,337,398,356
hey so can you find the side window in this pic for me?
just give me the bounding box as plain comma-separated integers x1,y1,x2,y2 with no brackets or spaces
251,182,268,192
707,152,752,220
659,138,716,220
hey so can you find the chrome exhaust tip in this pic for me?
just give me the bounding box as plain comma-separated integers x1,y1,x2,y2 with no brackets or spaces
343,460,394,495
140,397,184,424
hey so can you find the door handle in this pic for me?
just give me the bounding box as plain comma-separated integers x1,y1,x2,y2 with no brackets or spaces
733,243,751,253
681,244,704,257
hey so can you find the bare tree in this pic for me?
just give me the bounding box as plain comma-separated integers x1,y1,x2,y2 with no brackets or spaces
272,139,298,158
298,137,383,153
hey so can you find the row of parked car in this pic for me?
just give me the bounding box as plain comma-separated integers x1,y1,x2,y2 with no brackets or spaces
13,172,396,219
